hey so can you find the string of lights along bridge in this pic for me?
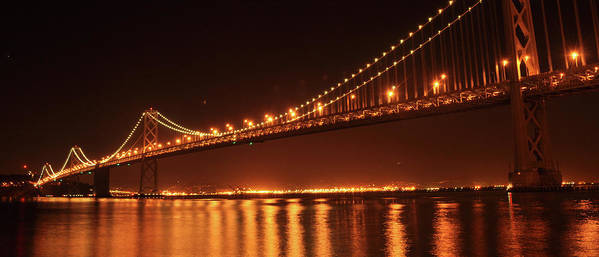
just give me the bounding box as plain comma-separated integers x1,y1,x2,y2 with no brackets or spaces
36,0,599,195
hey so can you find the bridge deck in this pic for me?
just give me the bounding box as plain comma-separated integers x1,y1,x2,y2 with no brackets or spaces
38,65,599,185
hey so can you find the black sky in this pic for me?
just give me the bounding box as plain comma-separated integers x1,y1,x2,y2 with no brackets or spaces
1,0,598,189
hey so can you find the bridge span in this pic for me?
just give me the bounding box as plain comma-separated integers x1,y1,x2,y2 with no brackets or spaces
35,0,599,194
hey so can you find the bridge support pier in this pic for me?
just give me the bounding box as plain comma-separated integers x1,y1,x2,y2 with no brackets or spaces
139,158,158,195
93,167,111,197
509,83,561,188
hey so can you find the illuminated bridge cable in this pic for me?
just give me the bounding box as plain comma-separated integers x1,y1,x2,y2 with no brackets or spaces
156,112,201,135
151,113,202,135
72,148,94,166
57,148,76,174
290,0,483,122
46,163,56,176
37,164,55,183
289,0,458,115
101,112,145,163
237,0,480,131
76,147,95,165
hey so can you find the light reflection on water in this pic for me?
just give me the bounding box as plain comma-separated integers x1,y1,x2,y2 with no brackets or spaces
1,192,599,256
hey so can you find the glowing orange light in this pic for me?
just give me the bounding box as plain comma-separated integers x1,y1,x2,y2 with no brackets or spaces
167,142,171,146
571,51,579,60
441,73,447,80
23,165,27,169
433,81,440,88
317,106,323,111
387,90,394,97
524,55,530,62
350,94,356,99
248,121,253,126
158,144,162,148
502,59,509,67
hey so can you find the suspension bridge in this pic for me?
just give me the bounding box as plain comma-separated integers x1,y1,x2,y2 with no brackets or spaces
34,0,599,196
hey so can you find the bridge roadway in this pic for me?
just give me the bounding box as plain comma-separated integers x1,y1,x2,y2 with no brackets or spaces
45,65,599,183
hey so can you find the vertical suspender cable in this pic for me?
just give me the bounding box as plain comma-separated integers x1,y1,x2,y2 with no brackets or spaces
572,0,586,66
540,0,554,72
557,0,569,69
591,0,599,62
469,12,481,88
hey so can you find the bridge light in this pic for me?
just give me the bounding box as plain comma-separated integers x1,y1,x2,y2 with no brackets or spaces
166,142,171,146
248,121,253,126
441,73,447,80
387,90,394,97
524,55,530,62
502,59,509,67
176,139,181,144
570,51,579,60
351,94,356,100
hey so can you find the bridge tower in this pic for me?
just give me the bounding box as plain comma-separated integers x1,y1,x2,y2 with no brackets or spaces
503,0,540,79
139,109,159,194
504,0,561,188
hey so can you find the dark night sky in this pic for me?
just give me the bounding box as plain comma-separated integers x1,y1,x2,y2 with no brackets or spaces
1,1,598,189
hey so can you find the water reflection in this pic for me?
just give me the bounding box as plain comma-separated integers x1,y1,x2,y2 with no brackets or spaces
571,200,599,256
433,202,460,256
385,203,406,256
1,192,599,256
241,200,258,256
350,201,367,256
314,200,332,257
262,200,280,257
286,200,304,257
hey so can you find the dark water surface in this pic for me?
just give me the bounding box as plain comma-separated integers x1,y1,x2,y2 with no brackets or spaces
1,192,599,256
